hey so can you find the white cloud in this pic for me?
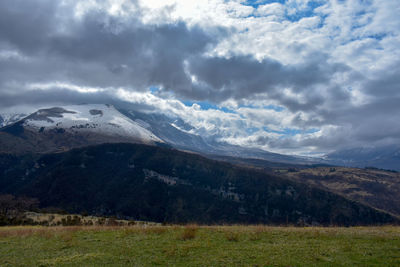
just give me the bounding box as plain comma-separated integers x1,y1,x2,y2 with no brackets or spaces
27,82,106,94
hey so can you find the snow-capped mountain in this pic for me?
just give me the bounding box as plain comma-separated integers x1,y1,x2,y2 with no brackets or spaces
22,104,162,143
0,113,27,127
0,104,162,153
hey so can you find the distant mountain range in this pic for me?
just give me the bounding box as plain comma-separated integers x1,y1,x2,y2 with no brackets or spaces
0,104,316,164
1,104,399,170
118,108,321,165
325,146,400,171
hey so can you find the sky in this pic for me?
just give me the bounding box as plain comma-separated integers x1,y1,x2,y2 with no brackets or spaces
0,0,399,156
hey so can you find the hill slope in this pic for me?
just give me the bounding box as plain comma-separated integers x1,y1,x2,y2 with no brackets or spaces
0,143,395,225
284,167,400,218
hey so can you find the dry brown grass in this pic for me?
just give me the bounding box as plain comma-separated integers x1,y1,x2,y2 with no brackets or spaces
179,225,198,240
0,226,70,238
225,231,239,242
1,225,399,240
0,225,129,238
248,227,263,241
142,226,168,235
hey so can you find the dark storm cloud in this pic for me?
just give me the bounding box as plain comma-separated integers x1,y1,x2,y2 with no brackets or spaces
0,89,114,108
175,48,351,112
0,87,158,116
364,63,400,98
0,0,59,53
0,0,213,93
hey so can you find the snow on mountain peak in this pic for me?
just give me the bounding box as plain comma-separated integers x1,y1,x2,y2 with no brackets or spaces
0,113,27,127
23,104,163,143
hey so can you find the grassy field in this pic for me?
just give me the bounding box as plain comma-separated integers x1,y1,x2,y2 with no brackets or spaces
1,225,399,266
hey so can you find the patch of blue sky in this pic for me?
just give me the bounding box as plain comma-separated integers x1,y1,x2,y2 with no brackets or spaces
363,33,387,41
149,88,237,113
243,0,325,23
264,104,285,112
285,1,325,22
243,0,285,9
238,104,285,112
246,127,260,134
347,33,387,45
149,86,160,94
263,126,319,137
182,100,237,114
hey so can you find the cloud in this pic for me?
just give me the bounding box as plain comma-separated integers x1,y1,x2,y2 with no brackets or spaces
0,0,349,110
0,1,217,93
184,53,347,106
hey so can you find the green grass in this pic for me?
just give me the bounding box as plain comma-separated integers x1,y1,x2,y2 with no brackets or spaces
1,225,400,266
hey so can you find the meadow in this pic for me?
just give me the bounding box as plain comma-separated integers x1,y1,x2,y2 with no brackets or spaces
1,225,399,266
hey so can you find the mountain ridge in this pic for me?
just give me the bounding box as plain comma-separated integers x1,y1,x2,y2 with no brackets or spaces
1,104,400,170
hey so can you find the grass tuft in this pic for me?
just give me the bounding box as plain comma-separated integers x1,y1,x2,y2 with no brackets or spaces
179,225,198,241
143,226,168,235
225,231,239,242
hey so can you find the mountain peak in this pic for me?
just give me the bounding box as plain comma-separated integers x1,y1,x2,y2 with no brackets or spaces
21,104,162,144
0,104,163,154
